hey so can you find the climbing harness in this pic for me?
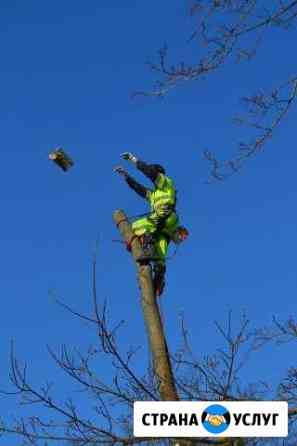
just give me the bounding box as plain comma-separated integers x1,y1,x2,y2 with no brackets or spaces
114,209,188,261
112,233,181,261
126,234,139,252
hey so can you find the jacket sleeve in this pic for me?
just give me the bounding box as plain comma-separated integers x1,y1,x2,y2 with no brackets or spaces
136,160,159,183
125,174,148,199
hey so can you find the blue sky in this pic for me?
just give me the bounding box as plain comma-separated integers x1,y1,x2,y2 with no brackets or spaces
0,0,296,443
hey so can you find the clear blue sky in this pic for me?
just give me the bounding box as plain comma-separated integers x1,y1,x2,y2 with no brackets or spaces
0,0,296,442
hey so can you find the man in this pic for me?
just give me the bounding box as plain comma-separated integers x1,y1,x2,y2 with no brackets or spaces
114,152,188,297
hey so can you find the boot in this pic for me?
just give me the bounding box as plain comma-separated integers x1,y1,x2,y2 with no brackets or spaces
153,263,166,297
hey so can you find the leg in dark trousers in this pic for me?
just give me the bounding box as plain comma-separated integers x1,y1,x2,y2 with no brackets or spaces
153,262,166,297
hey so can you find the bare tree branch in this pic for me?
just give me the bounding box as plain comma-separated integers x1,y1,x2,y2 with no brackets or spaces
135,1,297,181
204,76,297,181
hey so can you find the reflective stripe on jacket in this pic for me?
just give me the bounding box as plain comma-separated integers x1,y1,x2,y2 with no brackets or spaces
147,173,176,215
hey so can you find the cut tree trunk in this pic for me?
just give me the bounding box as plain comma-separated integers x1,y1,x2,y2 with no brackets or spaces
113,209,236,446
113,209,178,401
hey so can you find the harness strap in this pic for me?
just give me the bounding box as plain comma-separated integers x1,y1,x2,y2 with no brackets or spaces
126,234,138,252
116,217,128,228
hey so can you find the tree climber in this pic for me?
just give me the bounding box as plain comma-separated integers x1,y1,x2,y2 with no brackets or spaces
114,152,188,297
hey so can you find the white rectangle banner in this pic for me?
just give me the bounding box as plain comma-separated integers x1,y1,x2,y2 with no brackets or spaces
134,401,288,437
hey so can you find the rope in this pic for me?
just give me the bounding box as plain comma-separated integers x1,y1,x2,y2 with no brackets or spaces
114,211,181,261
116,217,129,228
112,238,180,261
126,234,138,252
112,235,139,252
126,211,151,222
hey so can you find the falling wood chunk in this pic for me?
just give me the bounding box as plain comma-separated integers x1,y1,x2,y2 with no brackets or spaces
49,148,74,172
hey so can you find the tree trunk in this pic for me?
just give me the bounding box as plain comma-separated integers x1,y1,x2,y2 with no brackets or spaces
113,210,236,446
113,209,178,401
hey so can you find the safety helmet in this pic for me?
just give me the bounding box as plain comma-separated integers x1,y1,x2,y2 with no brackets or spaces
152,164,166,175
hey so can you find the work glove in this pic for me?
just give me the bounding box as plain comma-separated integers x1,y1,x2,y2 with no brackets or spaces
113,165,128,178
121,152,138,163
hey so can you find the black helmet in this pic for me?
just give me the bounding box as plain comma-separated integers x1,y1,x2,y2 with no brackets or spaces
152,164,166,175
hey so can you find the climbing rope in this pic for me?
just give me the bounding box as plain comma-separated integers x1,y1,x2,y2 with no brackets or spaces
113,210,183,261
111,236,180,261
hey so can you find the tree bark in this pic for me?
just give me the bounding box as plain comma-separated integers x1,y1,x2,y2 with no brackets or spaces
113,210,237,446
113,209,178,402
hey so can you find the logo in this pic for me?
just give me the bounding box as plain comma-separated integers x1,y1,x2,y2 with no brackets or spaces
201,405,231,434
133,401,288,437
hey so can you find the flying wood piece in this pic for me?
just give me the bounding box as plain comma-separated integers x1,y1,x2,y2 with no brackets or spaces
49,148,74,172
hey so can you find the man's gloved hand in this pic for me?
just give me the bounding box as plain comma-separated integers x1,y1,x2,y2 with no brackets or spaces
121,152,138,163
113,166,128,178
